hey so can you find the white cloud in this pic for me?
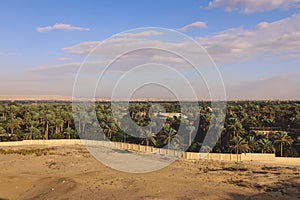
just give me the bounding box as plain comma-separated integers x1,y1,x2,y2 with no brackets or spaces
150,55,185,63
36,23,90,33
39,52,187,75
62,32,178,57
20,16,300,100
62,14,300,65
51,14,300,100
62,40,201,72
197,13,300,63
118,31,163,37
63,41,98,55
208,0,300,13
178,21,207,31
62,31,163,55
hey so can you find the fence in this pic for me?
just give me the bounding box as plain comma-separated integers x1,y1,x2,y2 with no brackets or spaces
1,140,299,165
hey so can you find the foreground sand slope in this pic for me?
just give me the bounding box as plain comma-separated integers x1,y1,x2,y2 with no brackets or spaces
0,145,299,200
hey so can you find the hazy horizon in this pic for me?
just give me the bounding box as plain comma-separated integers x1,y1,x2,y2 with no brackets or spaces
1,0,300,100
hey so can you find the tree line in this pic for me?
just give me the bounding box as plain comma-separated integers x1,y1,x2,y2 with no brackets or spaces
0,101,299,157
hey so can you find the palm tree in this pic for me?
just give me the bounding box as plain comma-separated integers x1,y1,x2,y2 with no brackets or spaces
0,126,7,141
27,126,42,139
7,104,18,120
188,141,202,152
247,135,259,153
227,116,245,138
102,120,118,141
230,136,249,154
0,104,7,120
27,126,34,140
162,123,177,148
62,110,72,129
7,118,22,135
273,131,293,157
43,113,53,140
259,138,274,153
141,130,157,147
64,127,75,139
54,118,64,135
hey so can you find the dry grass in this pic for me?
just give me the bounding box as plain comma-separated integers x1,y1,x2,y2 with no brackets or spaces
0,147,54,156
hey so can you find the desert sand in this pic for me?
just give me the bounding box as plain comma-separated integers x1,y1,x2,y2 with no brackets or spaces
0,145,299,200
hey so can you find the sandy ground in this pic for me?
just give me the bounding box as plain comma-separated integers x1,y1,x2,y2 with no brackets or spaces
0,145,299,200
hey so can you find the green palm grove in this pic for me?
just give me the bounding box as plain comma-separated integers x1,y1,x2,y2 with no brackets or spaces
0,101,299,157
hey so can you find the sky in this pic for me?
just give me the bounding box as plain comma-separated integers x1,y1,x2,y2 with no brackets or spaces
0,0,300,100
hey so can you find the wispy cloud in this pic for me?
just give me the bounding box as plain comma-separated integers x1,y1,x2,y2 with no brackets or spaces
178,21,207,32
62,14,300,65
197,13,300,63
30,62,81,75
55,57,72,61
50,14,300,100
62,31,166,56
119,31,163,38
63,41,98,55
36,23,90,33
208,0,300,13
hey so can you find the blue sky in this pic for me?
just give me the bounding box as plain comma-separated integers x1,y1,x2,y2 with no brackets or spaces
0,0,300,100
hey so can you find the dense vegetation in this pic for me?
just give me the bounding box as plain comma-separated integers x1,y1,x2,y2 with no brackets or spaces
0,101,299,157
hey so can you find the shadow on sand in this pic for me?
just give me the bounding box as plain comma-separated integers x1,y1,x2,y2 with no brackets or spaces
227,176,300,200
